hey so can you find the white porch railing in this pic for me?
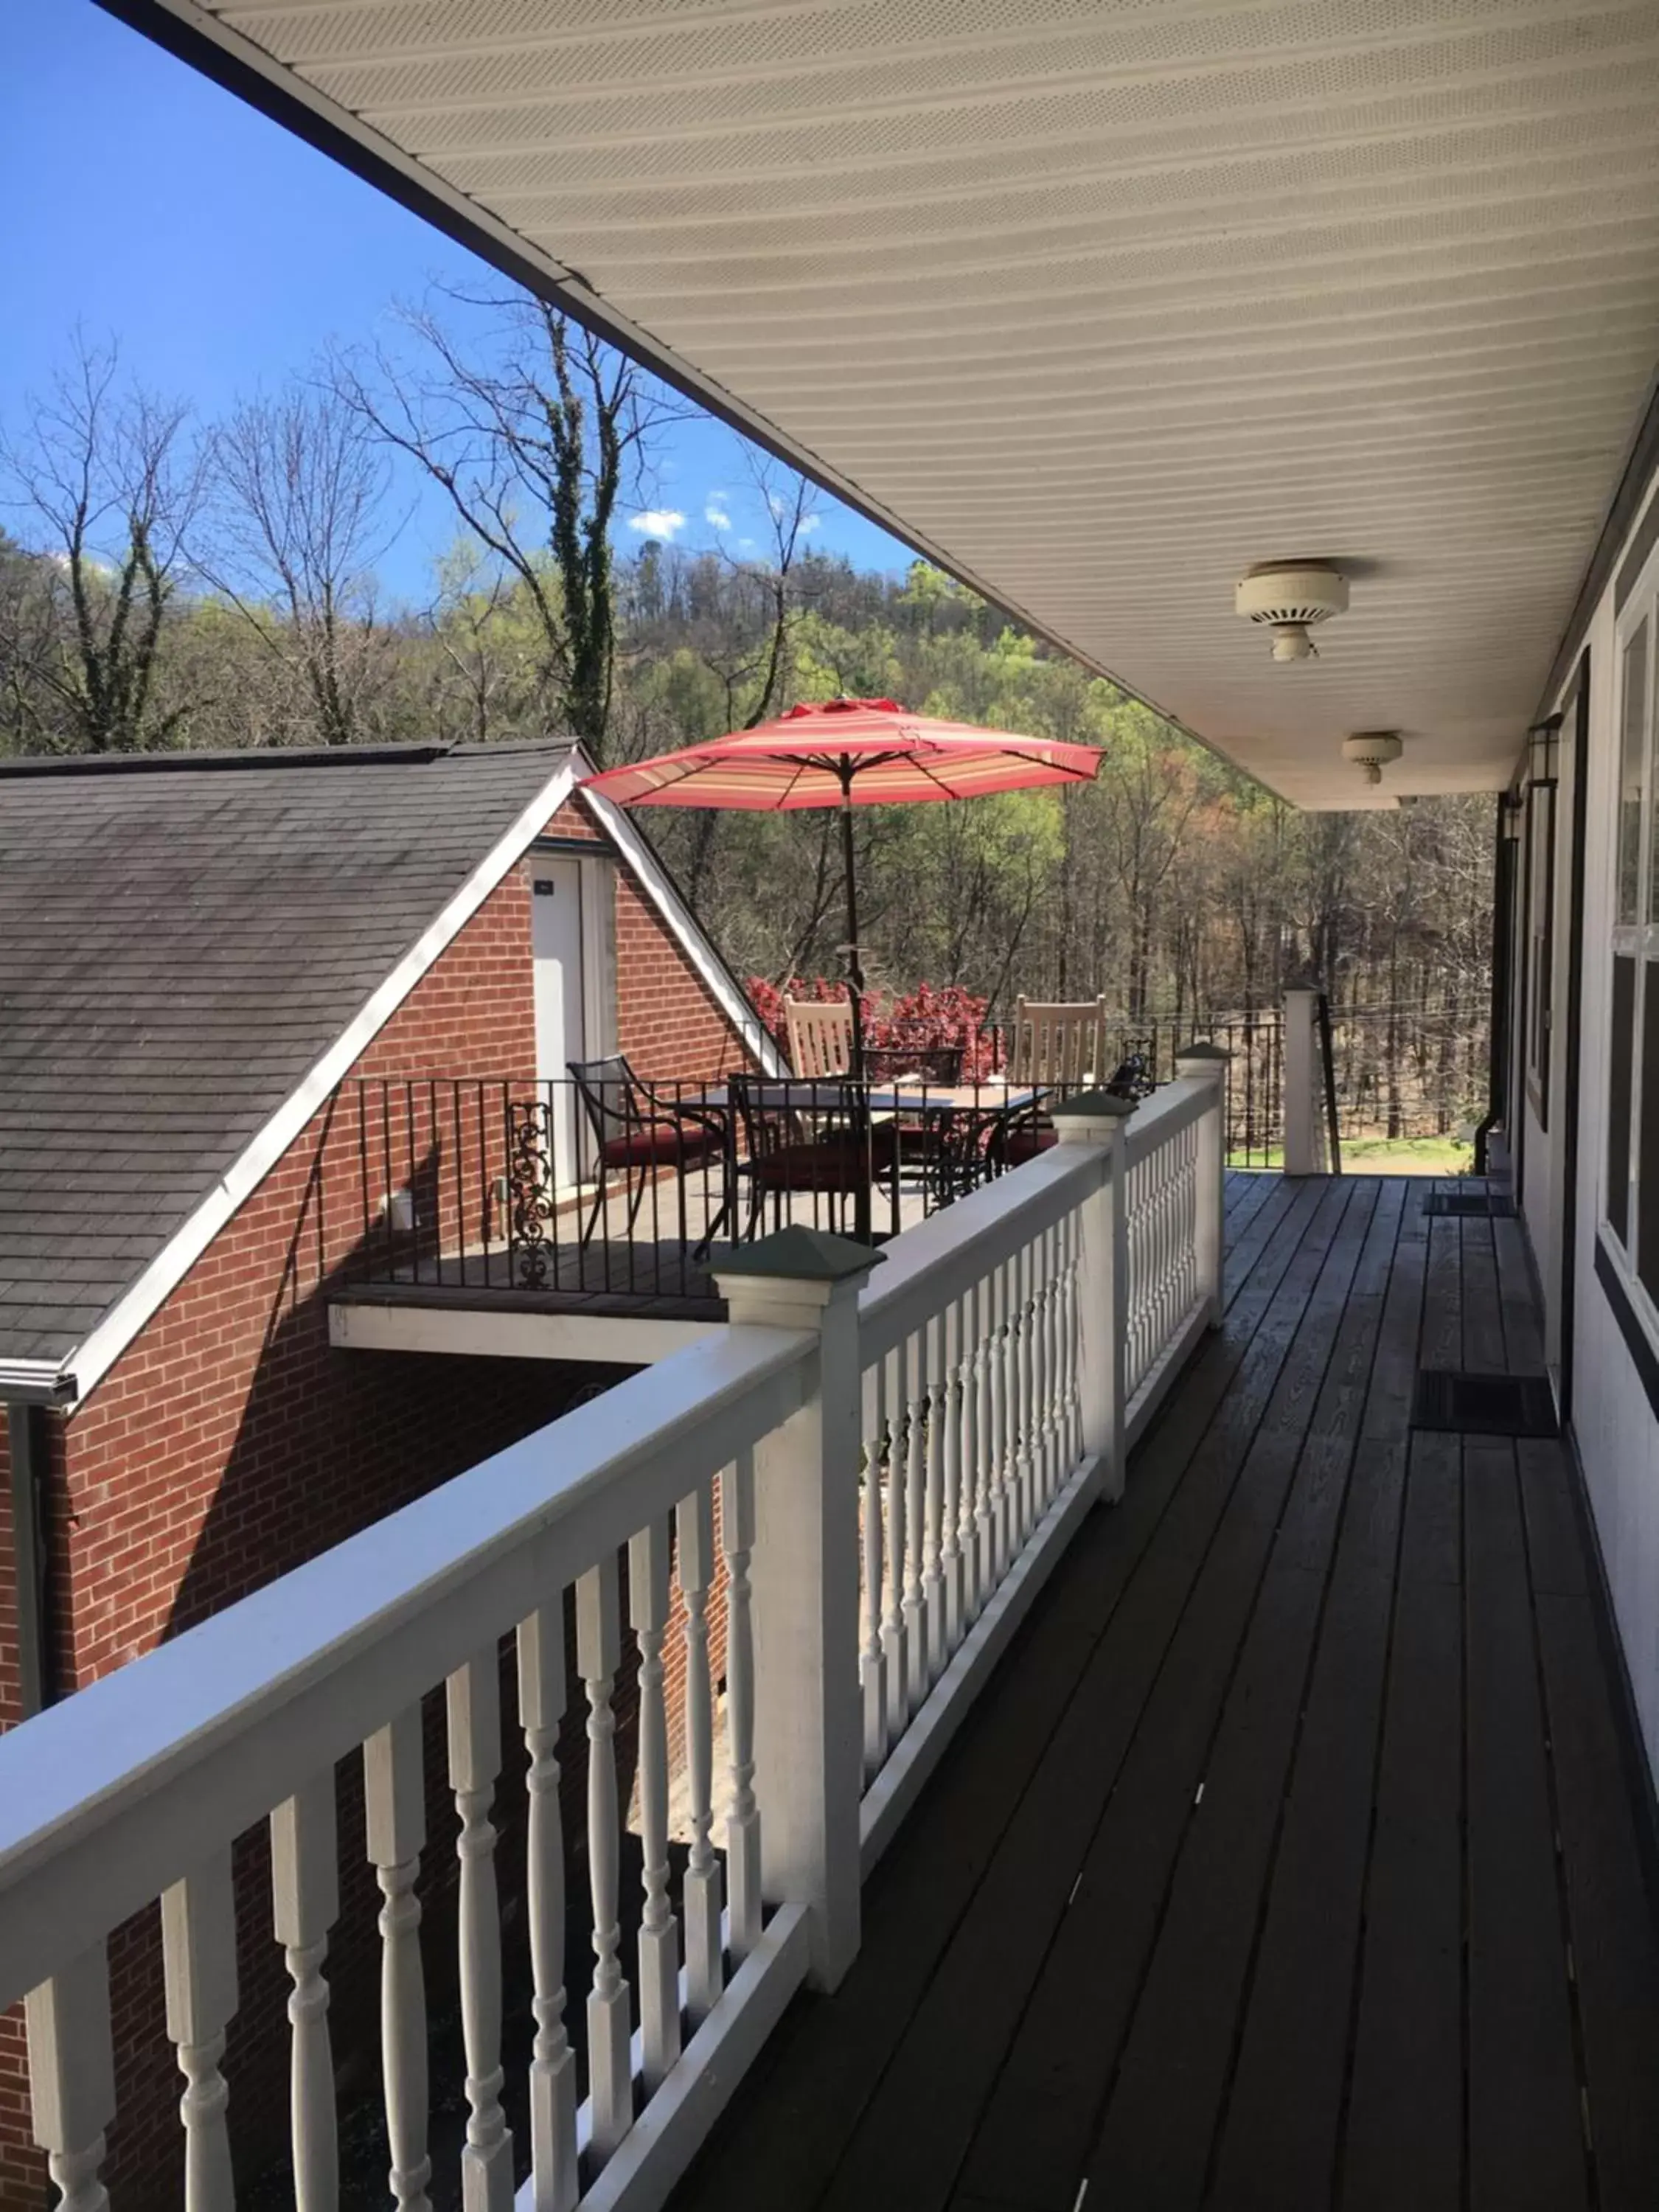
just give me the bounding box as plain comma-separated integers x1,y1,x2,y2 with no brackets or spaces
0,1059,1225,2212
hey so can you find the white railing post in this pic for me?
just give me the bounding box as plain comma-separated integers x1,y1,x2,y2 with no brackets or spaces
1282,984,1321,1175
715,1225,884,1992
1175,1044,1229,1326
1051,1091,1134,1503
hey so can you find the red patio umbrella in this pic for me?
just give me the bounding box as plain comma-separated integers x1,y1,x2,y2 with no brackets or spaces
581,696,1103,1073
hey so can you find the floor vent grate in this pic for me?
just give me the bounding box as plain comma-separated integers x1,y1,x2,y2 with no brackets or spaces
1424,1190,1515,1218
1411,1370,1558,1438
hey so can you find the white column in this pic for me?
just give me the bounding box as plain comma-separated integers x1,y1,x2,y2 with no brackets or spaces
714,1225,883,1992
577,1554,633,2163
628,1514,681,2090
161,1851,238,2212
1176,1045,1230,1326
1053,1092,1133,1503
517,1604,579,2212
448,1652,513,2212
271,1781,339,2212
365,1708,432,2212
1282,985,1321,1175
26,1946,116,2212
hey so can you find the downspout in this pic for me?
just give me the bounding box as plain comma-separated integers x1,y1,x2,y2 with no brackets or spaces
1474,790,1516,1176
7,1401,60,1717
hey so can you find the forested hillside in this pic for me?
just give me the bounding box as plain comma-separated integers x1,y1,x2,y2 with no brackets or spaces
0,317,1492,1091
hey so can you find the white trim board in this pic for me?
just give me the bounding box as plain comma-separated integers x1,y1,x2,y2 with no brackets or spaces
330,1301,720,1367
54,745,773,1408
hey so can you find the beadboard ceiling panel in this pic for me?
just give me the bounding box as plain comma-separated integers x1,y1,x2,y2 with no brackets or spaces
122,0,1659,806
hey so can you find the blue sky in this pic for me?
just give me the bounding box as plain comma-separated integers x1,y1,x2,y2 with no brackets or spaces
0,1,915,601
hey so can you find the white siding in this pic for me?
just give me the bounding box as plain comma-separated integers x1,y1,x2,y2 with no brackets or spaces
1562,510,1659,1781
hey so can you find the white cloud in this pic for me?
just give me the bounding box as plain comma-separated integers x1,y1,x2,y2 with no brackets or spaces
704,497,732,529
737,536,757,552
627,509,686,541
799,515,821,534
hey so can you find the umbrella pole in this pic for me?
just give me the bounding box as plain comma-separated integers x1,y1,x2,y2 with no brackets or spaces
839,762,873,1244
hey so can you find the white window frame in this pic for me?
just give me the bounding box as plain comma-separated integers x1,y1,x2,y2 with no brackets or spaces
1603,535,1659,1335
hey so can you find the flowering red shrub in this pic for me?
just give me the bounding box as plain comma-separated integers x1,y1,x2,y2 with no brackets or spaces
748,975,997,1079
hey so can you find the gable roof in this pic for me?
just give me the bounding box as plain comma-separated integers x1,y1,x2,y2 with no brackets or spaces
0,741,778,1402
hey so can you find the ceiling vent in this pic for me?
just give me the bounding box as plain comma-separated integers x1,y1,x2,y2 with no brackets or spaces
1235,560,1349,661
1343,730,1403,787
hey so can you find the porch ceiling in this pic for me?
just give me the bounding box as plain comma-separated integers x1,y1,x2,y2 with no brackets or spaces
125,0,1659,807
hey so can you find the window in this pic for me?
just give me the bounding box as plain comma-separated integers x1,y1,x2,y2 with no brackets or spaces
1527,776,1555,1124
1606,598,1655,1281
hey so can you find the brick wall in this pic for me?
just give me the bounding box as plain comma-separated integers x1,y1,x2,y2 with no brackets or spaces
0,796,753,2205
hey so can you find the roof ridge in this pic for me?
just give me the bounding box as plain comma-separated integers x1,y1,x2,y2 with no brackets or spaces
0,739,576,779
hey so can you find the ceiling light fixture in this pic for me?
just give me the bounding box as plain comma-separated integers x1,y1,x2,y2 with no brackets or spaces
1235,560,1350,662
1343,731,1403,787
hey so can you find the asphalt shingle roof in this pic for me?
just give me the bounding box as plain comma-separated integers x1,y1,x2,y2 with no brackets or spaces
0,741,574,1369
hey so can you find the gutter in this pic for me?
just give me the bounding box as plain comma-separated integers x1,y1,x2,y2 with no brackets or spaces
5,1403,61,1717
0,1360,76,1407
1474,789,1516,1176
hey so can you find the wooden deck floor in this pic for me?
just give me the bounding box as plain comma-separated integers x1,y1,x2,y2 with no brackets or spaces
337,1183,932,1323
669,1172,1659,2212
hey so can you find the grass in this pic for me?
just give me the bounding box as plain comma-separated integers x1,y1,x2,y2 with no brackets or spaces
1228,1134,1475,1177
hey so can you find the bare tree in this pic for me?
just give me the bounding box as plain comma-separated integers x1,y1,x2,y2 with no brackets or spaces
0,335,204,751
682,458,819,908
198,390,394,746
330,290,682,760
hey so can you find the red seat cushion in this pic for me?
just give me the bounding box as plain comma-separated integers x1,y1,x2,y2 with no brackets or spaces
1001,1121,1057,1166
751,1129,898,1192
599,1124,720,1169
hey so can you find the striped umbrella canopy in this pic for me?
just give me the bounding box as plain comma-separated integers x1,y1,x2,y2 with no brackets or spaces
582,698,1102,1238
583,700,1102,1244
582,696,1103,810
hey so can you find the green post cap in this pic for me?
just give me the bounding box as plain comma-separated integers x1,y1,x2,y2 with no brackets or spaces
1048,1088,1137,1120
713,1223,887,1283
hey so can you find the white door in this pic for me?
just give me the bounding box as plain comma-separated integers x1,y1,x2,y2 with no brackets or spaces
529,858,586,1180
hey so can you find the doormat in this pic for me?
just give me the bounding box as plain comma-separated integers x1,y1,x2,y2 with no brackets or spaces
1423,1190,1516,1219
1411,1369,1558,1437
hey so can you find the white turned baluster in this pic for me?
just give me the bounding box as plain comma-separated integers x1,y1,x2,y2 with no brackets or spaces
880,1347,909,1740
628,1517,681,2091
677,1483,724,2024
1046,1220,1064,1489
1034,1227,1056,1500
27,1947,115,2212
904,1331,928,1714
161,1851,238,2212
1017,1250,1036,1535
940,1296,965,1658
972,1273,996,1610
990,1262,1012,1580
271,1781,339,2212
517,1604,578,2212
924,1307,948,1684
448,1653,512,2212
721,1449,763,1963
860,1359,888,1778
365,1708,432,2212
577,1554,633,2162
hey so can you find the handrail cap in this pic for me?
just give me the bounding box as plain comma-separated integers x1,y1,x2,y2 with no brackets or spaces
1175,1041,1231,1062
1049,1089,1137,1120
714,1225,887,1283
